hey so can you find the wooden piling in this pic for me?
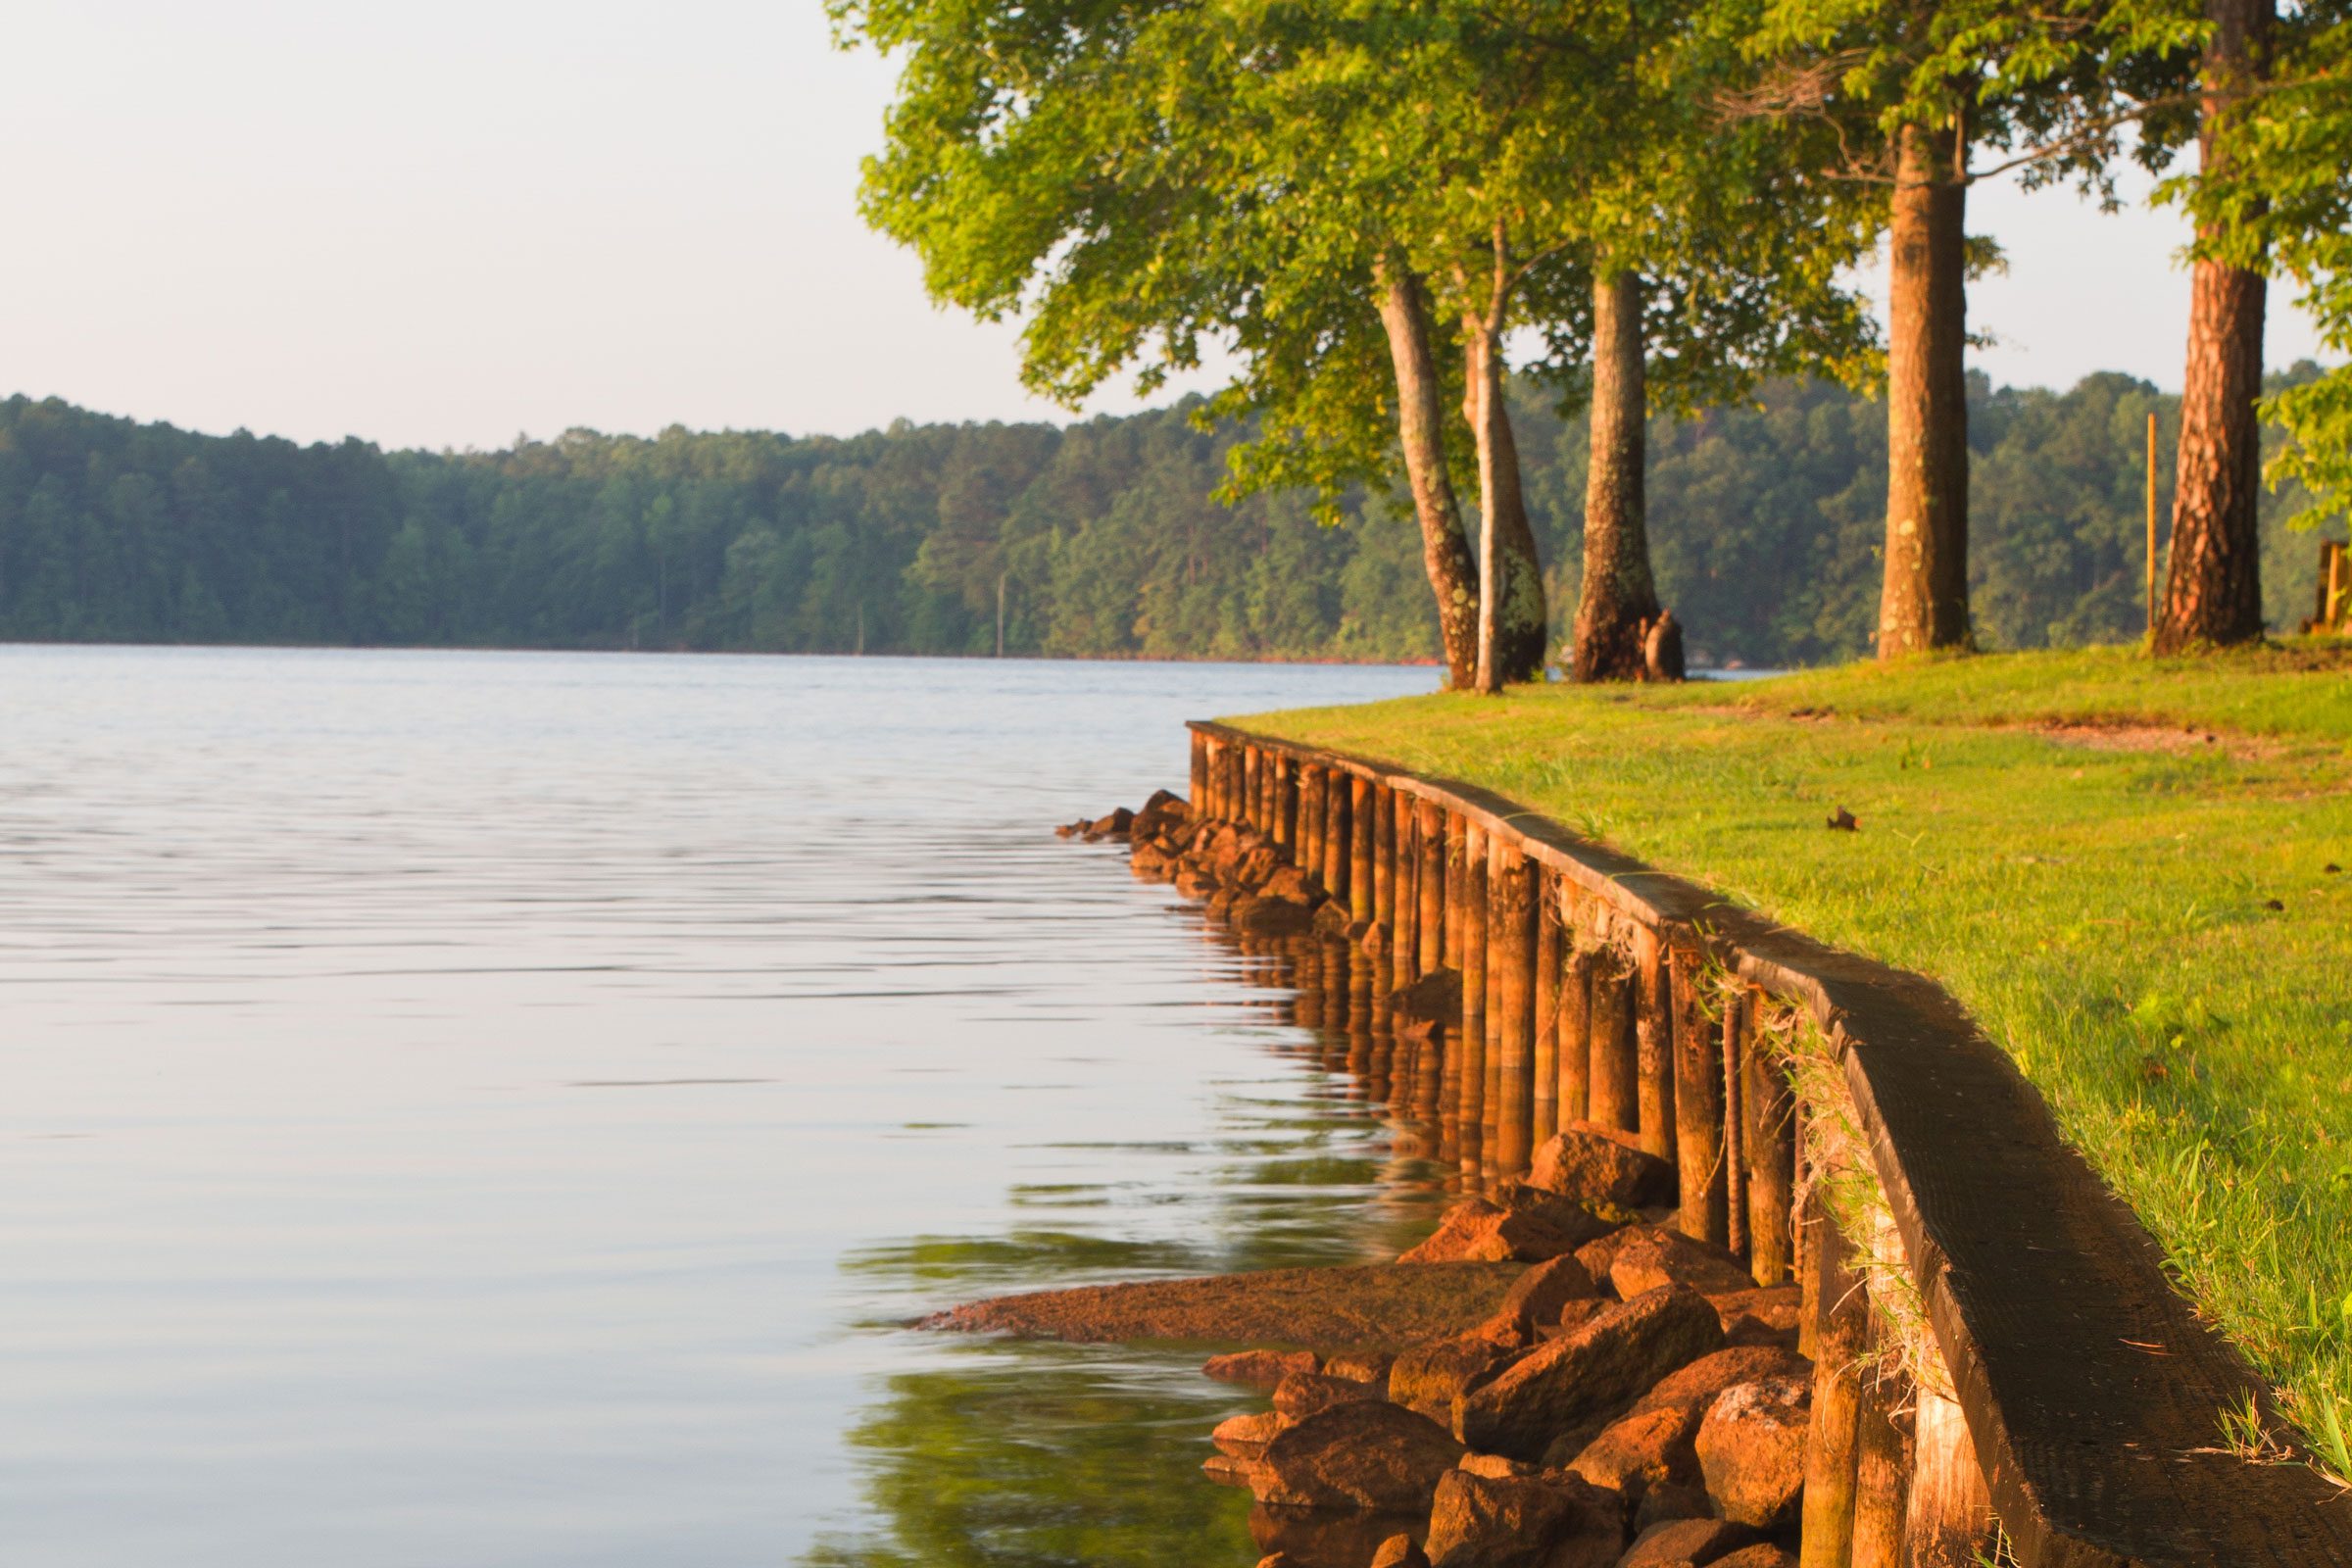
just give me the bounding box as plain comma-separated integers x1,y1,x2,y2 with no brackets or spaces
1906,1385,1995,1568
1588,948,1639,1135
1632,924,1677,1167
1746,1009,1798,1287
1348,776,1374,927
1299,765,1323,881
1672,949,1727,1246
1416,801,1446,976
1532,878,1561,1147
1722,992,1748,1257
1191,732,1207,811
1457,823,1489,1172
1325,773,1352,910
1444,814,1466,970
1559,945,1593,1126
1798,1207,1869,1568
1393,799,1420,987
1494,844,1537,1174
1243,746,1261,831
1851,1362,1914,1568
1271,754,1294,850
1372,783,1396,935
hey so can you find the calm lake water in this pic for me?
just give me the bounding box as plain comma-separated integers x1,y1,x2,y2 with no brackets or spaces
0,645,1449,1568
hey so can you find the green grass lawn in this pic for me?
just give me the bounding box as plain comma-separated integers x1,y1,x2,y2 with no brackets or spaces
1239,641,2352,1472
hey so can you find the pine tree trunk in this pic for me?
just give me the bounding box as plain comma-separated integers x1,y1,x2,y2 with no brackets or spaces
2156,0,2274,653
1463,320,1548,691
1877,121,1972,661
1572,270,1661,681
1376,261,1481,688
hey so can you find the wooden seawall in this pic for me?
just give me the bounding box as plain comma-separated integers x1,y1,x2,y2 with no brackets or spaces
1189,720,2352,1568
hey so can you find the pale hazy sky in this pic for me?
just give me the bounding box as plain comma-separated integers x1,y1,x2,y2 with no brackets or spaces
0,0,2327,453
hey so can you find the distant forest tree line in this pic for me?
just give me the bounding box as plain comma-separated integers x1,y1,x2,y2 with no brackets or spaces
0,375,2330,669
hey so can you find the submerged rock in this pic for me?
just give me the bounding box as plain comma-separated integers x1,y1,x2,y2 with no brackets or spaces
1402,1199,1597,1265
1618,1517,1756,1568
1529,1123,1676,1209
1250,1399,1468,1512
1392,968,1465,1040
1215,1409,1295,1458
1274,1369,1384,1418
1392,1336,1522,1423
1250,1507,1426,1568
1423,1469,1625,1568
1206,1348,1323,1388
1455,1286,1726,1459
925,1261,1525,1348
1370,1534,1434,1568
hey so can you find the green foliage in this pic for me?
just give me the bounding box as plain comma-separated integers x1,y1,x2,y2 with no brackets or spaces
0,376,2334,663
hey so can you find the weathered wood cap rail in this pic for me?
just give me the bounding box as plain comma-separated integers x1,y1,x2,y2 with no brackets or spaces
1190,720,2352,1568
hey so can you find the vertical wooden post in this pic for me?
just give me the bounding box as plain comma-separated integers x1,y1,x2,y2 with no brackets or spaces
1905,1385,1994,1568
1260,747,1278,832
1393,799,1420,987
1457,822,1490,1173
1851,1363,1913,1568
1300,766,1324,880
1325,774,1352,910
1588,949,1640,1135
1799,1210,1868,1568
1559,944,1593,1127
1443,815,1466,970
1348,777,1374,926
1672,948,1728,1246
1532,876,1561,1148
1222,741,1242,823
1494,844,1538,1174
1633,924,1678,1168
1372,784,1396,935
1191,731,1207,810
1243,747,1262,831
1416,802,1446,976
1270,754,1292,850
1722,992,1748,1258
1746,1009,1798,1287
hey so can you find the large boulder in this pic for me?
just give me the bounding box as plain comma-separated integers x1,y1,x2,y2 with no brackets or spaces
1566,1346,1809,1497
1402,1199,1596,1264
926,1261,1525,1348
1130,789,1187,841
1424,1470,1625,1568
1392,1336,1521,1423
1477,1254,1600,1342
1705,1287,1802,1344
1250,1504,1426,1568
1274,1370,1383,1419
1371,1536,1435,1568
1493,1183,1623,1248
1694,1375,1811,1528
1214,1409,1294,1459
1250,1399,1468,1512
1617,1517,1756,1568
1608,1230,1754,1298
1236,895,1319,936
1455,1286,1726,1459
1529,1123,1676,1208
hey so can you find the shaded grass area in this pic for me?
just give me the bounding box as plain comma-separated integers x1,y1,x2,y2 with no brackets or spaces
1239,641,2352,1470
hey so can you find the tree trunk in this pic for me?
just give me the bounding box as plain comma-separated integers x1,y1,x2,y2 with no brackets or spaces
1877,120,1971,661
2156,0,2274,653
1464,319,1548,690
1375,261,1481,689
1573,270,1661,681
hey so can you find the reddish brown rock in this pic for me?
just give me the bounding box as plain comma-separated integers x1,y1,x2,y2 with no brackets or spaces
1235,895,1318,936
1477,1254,1601,1342
1130,789,1186,841
1214,1409,1293,1458
1262,865,1321,904
1081,806,1136,841
1547,1298,1613,1340
1251,1506,1426,1568
1633,1482,1716,1533
1204,1450,1269,1489
1694,1375,1811,1528
1617,1517,1755,1568
1573,1227,1645,1287
1326,1349,1396,1388
1459,1452,1540,1479
1608,1229,1754,1298
1371,1535,1435,1568
1250,1399,1468,1512
1424,1470,1625,1568
1391,1337,1521,1423
1493,1183,1622,1248
1456,1286,1726,1460
1703,1287,1801,1341
1565,1404,1698,1496
1205,1348,1322,1388
1529,1123,1677,1209
1403,1199,1593,1264
1708,1549,1795,1568
1274,1369,1383,1418
929,1261,1523,1348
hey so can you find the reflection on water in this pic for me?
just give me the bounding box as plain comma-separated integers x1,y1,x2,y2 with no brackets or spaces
0,646,1446,1568
816,909,1512,1567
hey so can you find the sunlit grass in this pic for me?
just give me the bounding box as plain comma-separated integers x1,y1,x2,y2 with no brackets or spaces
1238,643,2352,1463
